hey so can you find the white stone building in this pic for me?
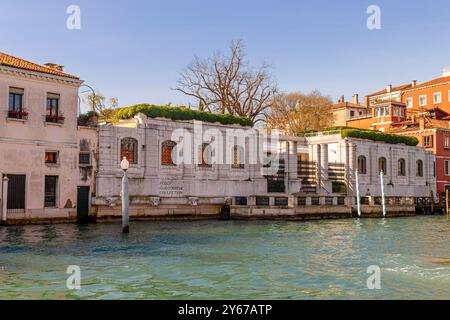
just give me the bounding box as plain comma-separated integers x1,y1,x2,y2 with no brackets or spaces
92,113,436,219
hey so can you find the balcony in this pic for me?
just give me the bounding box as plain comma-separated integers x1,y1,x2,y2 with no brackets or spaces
45,115,65,124
7,111,28,120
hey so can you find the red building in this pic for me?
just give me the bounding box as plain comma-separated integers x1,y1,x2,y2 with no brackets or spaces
346,69,450,197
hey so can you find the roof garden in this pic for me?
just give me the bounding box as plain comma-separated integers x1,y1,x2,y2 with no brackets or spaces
111,104,253,127
302,127,419,146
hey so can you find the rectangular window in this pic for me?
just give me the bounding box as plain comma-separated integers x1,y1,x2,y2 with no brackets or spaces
423,135,433,148
445,161,450,176
235,197,247,206
45,151,59,164
405,97,413,108
419,95,427,107
297,197,306,206
433,92,442,104
256,196,270,206
46,93,63,123
8,88,27,119
274,197,288,206
311,197,320,206
79,152,91,165
44,176,58,207
445,136,450,149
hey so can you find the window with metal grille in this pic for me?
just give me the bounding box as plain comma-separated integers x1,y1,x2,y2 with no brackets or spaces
79,152,91,165
256,196,270,206
44,176,58,207
357,156,367,174
198,143,212,167
235,197,247,206
297,197,306,206
161,141,177,166
274,197,288,206
121,138,138,164
311,197,320,206
232,145,245,169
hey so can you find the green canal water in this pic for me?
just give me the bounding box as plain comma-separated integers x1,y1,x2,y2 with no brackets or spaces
0,216,449,300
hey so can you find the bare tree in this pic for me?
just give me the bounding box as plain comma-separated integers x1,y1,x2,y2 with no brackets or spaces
176,40,277,122
83,91,119,114
266,91,334,135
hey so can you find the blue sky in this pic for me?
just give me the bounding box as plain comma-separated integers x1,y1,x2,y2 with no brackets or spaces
2,0,450,112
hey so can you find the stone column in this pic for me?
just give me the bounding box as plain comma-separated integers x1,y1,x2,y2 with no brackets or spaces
288,141,298,180
315,144,321,188
320,144,329,182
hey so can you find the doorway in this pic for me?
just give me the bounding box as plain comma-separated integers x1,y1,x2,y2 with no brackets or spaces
77,186,90,223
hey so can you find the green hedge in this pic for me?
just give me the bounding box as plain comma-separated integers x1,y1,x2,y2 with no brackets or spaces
341,128,418,146
301,127,418,146
113,104,253,127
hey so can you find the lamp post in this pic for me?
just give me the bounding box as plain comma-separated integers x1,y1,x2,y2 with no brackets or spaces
120,157,130,233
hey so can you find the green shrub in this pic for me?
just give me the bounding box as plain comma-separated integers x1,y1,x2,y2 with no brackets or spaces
341,128,418,146
113,104,253,127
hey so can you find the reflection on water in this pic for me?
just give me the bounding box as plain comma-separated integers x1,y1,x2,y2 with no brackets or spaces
0,217,449,300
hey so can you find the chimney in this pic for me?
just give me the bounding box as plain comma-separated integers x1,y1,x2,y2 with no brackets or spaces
411,80,417,87
352,94,359,105
419,118,425,130
44,63,64,72
341,95,345,103
442,68,450,77
386,84,392,93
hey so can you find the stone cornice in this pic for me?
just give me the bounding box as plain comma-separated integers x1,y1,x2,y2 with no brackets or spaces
0,65,84,87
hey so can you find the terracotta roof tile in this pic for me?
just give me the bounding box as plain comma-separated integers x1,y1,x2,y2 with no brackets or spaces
367,84,412,97
404,75,450,91
0,52,80,79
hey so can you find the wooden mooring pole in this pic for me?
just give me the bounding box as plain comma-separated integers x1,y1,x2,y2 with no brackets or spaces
446,189,449,216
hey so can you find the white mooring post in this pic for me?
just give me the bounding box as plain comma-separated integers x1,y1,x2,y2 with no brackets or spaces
2,175,9,224
120,157,130,234
380,170,386,217
355,170,361,217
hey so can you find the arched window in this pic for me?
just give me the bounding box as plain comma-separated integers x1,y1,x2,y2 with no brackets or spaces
378,157,387,174
357,156,367,174
161,140,177,166
416,160,424,177
232,145,245,169
120,138,138,164
398,158,406,176
198,143,212,167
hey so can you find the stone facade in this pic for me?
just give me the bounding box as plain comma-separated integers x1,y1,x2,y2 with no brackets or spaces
0,61,97,223
93,114,436,220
